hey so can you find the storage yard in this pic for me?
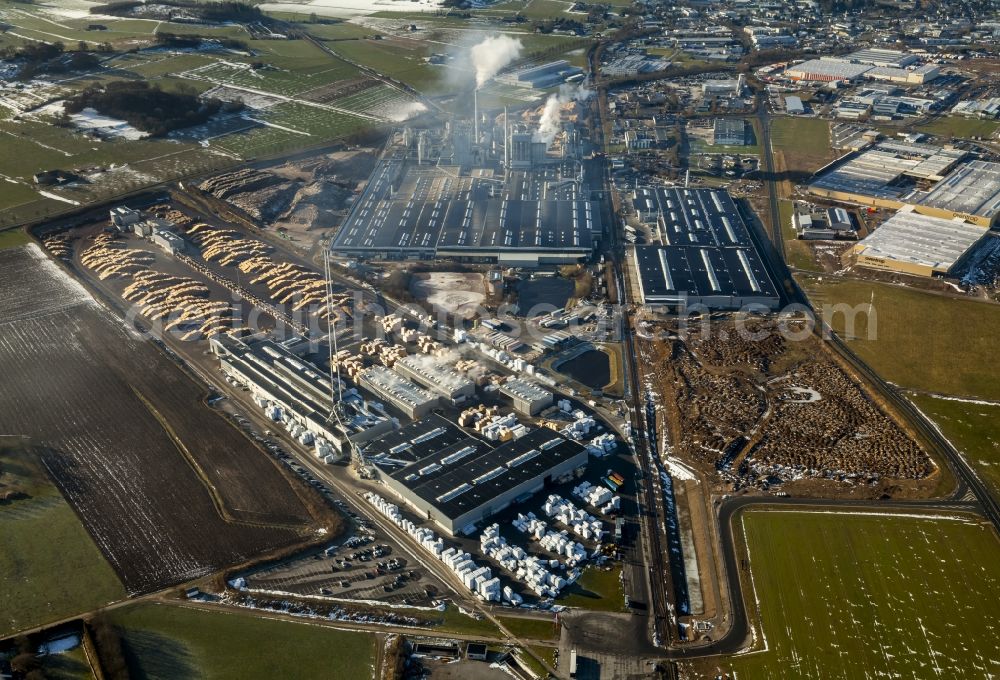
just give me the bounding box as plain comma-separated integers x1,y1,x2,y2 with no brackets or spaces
0,244,336,595
639,317,936,494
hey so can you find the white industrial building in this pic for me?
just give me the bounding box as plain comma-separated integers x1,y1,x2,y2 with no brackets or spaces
785,59,873,83
359,365,441,419
393,355,476,403
210,335,394,458
501,378,554,416
850,209,990,277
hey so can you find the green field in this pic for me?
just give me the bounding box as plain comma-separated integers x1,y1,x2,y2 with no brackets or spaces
909,394,1000,499
770,116,833,175
556,565,626,612
0,447,126,637
109,603,375,680
0,228,30,250
916,115,1000,140
803,277,1000,400
0,5,409,225
706,510,1000,679
498,614,560,641
40,644,95,680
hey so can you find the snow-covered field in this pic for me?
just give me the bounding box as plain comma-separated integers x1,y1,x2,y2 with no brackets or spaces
260,0,444,19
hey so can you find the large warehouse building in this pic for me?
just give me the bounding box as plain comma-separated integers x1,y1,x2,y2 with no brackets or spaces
366,414,588,535
785,50,938,85
332,159,598,266
850,209,991,277
500,378,553,416
809,144,1000,227
210,335,394,454
915,160,1000,228
785,59,873,83
630,188,780,311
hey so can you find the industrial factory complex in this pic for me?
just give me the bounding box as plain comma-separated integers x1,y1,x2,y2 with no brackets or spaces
784,49,941,85
806,139,1000,278
210,334,394,457
629,187,781,310
330,117,601,266
366,415,588,535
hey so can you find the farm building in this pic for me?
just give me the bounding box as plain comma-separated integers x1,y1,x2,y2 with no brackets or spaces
629,188,780,311
500,378,553,416
366,414,587,535
849,210,990,277
210,335,394,456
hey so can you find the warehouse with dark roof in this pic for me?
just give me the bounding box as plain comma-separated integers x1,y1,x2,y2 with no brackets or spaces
629,188,780,310
365,414,588,535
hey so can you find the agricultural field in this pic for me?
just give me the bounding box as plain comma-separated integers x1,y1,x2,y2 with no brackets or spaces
0,445,126,637
909,394,1000,500
770,116,833,177
803,276,1000,401
0,6,425,225
692,510,1000,680
108,603,375,680
0,244,335,594
916,115,1000,140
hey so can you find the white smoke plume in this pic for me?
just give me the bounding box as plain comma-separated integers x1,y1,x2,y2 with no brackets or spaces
470,35,522,89
534,83,593,146
385,101,428,122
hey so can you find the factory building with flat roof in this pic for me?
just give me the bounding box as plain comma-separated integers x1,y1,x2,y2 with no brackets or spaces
713,118,749,146
629,188,780,311
496,60,583,89
359,365,441,419
393,355,476,403
210,335,394,454
332,159,598,266
785,59,873,82
915,160,1000,228
501,378,553,416
842,48,920,68
849,210,991,277
809,145,1000,227
366,414,588,535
